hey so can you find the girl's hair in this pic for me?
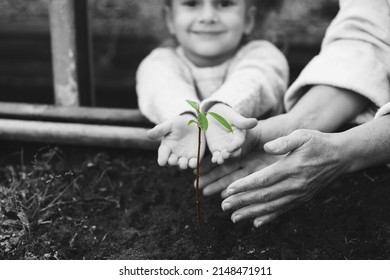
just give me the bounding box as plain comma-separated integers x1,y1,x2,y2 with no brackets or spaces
164,0,284,14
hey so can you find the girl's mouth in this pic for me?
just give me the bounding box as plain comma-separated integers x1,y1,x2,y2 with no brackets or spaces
191,30,225,36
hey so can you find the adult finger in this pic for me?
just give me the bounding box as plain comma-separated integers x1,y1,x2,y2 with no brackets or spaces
230,194,298,223
252,200,301,227
253,212,283,228
222,182,295,211
221,189,228,199
199,154,215,173
226,161,292,196
157,145,171,166
203,168,249,196
264,130,310,155
198,160,240,189
147,122,171,140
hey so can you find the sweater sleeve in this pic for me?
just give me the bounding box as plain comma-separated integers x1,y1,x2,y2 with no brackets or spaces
136,48,200,124
285,0,390,124
200,41,289,118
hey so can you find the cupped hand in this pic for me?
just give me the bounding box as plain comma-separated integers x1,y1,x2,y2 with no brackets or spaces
197,150,283,197
147,115,206,170
221,129,347,227
205,104,257,164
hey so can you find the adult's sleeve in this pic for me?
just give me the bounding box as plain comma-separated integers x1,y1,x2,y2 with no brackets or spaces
285,0,390,123
136,48,200,124
201,41,289,118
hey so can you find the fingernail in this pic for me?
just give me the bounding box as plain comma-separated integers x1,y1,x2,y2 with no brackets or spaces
255,221,263,228
265,142,278,152
222,203,231,211
226,188,235,196
233,215,241,223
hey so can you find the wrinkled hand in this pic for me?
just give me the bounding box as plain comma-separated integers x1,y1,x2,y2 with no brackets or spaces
147,115,206,170
221,129,346,227
197,150,283,197
205,104,257,164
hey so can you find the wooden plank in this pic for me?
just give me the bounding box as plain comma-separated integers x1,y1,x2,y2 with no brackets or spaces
0,102,150,126
0,119,158,150
74,0,95,106
49,0,95,107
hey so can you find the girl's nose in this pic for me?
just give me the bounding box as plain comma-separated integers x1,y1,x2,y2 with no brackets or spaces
199,4,218,23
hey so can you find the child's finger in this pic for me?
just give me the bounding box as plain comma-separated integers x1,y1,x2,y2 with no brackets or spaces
211,151,221,163
221,150,230,160
168,154,179,166
178,157,189,170
217,155,224,165
188,158,197,169
147,121,171,140
157,145,171,166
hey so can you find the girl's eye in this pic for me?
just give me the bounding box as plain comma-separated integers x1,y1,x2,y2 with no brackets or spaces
218,0,235,8
182,0,199,7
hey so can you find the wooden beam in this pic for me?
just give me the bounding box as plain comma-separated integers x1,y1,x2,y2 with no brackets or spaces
0,102,150,126
49,0,95,107
0,119,158,150
74,0,95,106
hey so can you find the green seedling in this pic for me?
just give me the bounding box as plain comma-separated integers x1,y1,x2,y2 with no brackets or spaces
186,100,233,225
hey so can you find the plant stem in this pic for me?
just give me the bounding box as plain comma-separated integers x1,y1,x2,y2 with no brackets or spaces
196,126,201,225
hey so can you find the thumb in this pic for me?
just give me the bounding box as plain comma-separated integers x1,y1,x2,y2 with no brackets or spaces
147,121,171,140
229,111,257,130
264,131,310,155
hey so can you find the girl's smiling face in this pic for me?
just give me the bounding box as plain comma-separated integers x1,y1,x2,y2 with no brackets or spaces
165,0,256,67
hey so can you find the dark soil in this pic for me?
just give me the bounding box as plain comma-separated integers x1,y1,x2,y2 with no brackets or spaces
1,141,390,260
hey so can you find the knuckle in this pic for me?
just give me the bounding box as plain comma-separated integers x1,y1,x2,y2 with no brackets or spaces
236,196,245,207
246,208,258,219
256,190,271,202
252,175,268,188
264,202,276,213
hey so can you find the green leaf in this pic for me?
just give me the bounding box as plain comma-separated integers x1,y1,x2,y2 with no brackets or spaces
198,112,208,131
186,100,199,112
208,112,233,133
188,119,198,127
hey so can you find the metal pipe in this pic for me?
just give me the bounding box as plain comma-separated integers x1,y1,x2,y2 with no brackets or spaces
0,119,158,150
0,102,150,126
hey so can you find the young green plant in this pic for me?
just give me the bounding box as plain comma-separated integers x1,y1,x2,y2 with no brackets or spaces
186,100,233,225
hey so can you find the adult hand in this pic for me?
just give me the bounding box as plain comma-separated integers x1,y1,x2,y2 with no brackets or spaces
197,150,283,197
221,129,347,227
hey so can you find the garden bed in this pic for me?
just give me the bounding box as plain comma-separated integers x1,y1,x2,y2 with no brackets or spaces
1,141,390,260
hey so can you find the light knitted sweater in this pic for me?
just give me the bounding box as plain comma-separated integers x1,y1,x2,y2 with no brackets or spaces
285,0,390,124
136,40,289,124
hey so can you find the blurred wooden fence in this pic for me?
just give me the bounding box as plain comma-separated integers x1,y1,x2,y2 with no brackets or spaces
0,0,158,149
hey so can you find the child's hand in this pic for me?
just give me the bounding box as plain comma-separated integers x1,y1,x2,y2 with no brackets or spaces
147,114,206,170
205,104,257,164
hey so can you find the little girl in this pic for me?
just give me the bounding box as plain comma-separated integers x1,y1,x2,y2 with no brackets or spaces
136,0,288,169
